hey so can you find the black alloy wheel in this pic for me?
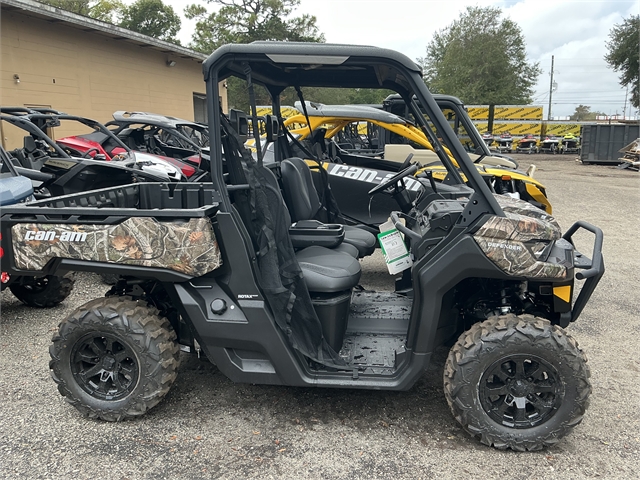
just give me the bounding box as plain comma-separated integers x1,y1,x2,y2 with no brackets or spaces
71,333,139,401
444,314,591,451
50,296,180,421
10,273,76,308
479,354,562,429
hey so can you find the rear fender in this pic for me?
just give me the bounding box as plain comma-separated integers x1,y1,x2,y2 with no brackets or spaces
162,211,310,386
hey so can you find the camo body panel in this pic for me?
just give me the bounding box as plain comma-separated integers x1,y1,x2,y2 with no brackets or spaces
11,217,222,276
494,194,558,227
474,196,566,279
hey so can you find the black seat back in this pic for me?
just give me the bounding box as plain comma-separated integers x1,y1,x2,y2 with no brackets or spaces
23,135,38,154
21,136,47,171
280,157,322,222
126,129,145,150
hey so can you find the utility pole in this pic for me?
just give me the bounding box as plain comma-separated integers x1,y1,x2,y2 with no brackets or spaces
623,85,628,120
547,55,555,121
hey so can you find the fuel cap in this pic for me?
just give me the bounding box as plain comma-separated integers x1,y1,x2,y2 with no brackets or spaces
210,298,227,315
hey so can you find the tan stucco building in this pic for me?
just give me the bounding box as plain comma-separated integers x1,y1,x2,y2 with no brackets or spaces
1,0,226,148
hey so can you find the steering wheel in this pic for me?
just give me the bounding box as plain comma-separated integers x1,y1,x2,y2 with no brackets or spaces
82,147,100,158
368,163,419,196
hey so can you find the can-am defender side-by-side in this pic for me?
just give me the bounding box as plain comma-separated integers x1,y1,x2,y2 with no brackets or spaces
0,43,604,451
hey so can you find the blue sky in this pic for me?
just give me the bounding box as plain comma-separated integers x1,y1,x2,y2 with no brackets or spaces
163,0,639,117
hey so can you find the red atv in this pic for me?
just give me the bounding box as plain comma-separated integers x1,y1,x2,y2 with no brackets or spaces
1,107,202,180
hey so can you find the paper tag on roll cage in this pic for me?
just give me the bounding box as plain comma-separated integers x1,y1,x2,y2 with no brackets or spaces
377,220,413,275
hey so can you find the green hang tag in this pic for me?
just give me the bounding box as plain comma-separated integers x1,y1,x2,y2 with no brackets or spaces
377,227,412,275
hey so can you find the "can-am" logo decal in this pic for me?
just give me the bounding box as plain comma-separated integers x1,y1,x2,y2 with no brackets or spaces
326,164,423,191
24,230,88,242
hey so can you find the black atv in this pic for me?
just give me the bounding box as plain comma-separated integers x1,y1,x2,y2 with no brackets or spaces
106,110,209,159
0,43,604,451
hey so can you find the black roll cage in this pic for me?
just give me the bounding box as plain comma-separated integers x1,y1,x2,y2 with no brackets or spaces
202,42,504,220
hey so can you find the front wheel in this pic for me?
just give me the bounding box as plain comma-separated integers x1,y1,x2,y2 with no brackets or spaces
443,314,590,451
49,296,180,421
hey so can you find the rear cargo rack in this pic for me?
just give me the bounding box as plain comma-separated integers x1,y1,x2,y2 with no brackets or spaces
0,182,223,280
0,182,220,219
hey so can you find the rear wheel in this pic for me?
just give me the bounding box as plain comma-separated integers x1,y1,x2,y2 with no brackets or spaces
443,314,590,451
49,296,179,421
9,272,76,308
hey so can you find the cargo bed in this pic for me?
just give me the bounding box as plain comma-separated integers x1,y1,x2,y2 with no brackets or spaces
0,183,223,281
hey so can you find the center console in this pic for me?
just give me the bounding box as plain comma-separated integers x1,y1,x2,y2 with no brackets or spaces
289,219,345,249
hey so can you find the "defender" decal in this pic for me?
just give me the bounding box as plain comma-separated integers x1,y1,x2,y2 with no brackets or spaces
24,230,88,242
486,241,523,251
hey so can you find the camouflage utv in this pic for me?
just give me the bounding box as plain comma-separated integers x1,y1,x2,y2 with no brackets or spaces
0,42,604,451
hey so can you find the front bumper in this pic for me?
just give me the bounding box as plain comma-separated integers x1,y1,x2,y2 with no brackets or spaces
559,221,605,326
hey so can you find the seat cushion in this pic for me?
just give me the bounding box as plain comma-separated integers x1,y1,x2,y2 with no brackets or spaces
332,242,359,258
343,225,377,257
296,246,361,293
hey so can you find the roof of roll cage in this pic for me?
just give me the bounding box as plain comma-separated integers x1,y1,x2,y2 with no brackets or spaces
292,101,411,125
203,41,505,219
202,41,423,89
384,93,466,106
111,111,206,130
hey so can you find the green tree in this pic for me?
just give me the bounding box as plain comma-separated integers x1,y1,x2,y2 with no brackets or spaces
186,0,325,110
226,85,392,114
185,0,324,54
40,0,123,23
90,0,124,22
119,0,181,44
605,14,640,108
41,0,92,15
419,6,541,130
569,105,605,122
570,105,591,121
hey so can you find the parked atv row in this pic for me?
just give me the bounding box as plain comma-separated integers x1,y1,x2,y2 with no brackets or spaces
1,42,604,451
511,134,582,155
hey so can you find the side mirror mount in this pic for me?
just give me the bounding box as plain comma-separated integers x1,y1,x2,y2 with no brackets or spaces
229,109,248,142
264,114,279,142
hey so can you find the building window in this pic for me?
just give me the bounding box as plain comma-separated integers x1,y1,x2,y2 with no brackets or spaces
193,93,207,124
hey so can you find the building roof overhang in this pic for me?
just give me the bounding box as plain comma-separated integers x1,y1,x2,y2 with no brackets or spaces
1,0,207,62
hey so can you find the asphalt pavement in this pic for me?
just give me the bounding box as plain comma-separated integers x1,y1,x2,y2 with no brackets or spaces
1,154,638,479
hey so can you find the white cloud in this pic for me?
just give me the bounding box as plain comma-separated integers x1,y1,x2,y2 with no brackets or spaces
163,0,639,116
